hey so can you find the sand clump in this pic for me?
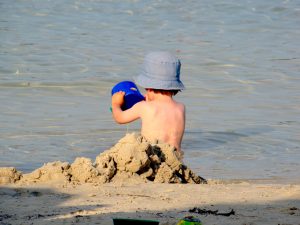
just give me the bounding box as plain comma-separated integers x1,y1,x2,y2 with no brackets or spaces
0,133,206,185
0,167,22,184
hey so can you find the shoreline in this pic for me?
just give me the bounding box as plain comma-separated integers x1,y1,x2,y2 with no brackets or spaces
3,163,300,186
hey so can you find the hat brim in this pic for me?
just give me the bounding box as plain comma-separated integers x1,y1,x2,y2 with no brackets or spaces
135,74,185,90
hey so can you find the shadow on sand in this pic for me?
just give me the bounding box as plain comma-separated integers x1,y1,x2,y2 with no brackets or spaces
1,185,299,225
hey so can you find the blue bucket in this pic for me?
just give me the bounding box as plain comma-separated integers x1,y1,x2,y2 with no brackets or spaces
111,81,145,110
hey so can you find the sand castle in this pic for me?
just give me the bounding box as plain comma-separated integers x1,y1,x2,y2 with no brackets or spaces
0,133,206,185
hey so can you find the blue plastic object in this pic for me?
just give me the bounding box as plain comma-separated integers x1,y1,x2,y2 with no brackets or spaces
111,81,145,110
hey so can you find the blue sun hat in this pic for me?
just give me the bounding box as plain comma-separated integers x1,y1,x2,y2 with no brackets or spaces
135,51,185,90
111,81,145,110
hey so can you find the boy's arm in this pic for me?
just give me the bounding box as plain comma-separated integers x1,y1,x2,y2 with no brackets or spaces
111,91,142,124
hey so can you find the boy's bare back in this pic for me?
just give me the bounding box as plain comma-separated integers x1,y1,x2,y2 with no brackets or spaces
112,89,185,152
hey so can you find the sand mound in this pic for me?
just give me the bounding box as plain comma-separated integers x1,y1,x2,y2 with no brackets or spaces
0,133,206,185
0,167,22,184
21,161,71,184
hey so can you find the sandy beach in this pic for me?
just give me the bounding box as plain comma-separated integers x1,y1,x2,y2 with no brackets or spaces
1,0,299,224
1,134,300,225
1,181,300,225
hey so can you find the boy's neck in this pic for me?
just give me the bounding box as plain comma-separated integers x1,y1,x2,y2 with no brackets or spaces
147,91,173,101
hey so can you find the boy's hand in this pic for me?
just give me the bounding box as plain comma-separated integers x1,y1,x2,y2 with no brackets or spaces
112,91,125,107
111,91,140,124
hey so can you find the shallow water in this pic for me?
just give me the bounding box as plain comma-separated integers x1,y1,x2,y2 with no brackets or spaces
1,0,299,183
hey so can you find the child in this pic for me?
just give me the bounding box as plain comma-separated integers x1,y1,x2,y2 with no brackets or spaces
111,51,185,157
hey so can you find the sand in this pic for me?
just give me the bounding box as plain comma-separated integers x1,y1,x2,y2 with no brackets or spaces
1,133,299,225
0,133,205,186
1,182,299,225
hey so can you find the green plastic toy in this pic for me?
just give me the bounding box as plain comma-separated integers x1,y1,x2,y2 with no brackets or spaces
177,216,202,225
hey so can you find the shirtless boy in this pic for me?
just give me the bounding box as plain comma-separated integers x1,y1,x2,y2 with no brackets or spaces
111,51,185,156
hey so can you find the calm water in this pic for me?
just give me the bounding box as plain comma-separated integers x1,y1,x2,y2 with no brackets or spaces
1,0,299,183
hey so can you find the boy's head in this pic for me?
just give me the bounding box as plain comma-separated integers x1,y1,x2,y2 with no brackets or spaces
135,51,185,91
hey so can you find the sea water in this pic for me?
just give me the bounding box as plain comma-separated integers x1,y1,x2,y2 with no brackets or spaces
0,0,299,183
